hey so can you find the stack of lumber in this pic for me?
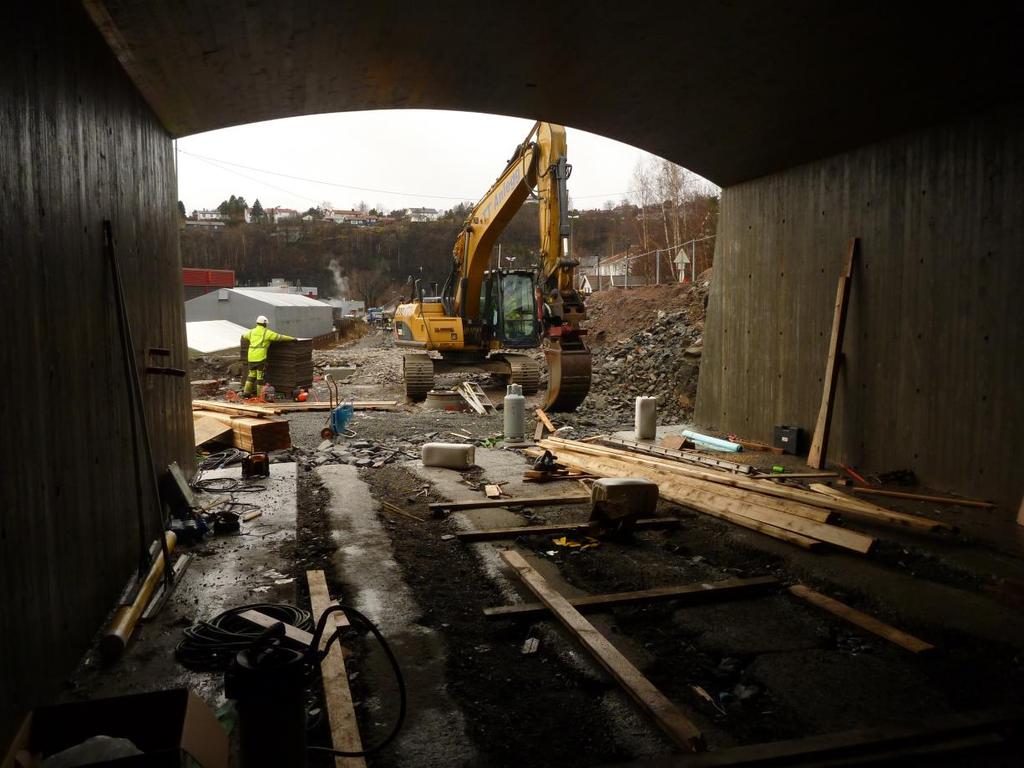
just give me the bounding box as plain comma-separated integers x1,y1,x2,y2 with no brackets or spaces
241,337,314,391
192,406,291,452
533,438,953,554
192,399,397,414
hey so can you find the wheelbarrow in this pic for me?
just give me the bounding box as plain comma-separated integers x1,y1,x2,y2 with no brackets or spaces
320,373,356,439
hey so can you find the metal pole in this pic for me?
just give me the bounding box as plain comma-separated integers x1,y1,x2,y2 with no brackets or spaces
692,240,696,283
655,249,660,285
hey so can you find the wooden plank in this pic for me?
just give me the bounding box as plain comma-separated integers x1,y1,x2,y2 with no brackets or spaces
542,437,890,522
193,413,231,447
807,237,858,469
501,551,704,752
809,484,955,532
484,576,780,619
192,399,281,417
538,445,863,552
272,401,398,412
728,436,784,454
848,487,995,508
535,444,834,525
457,518,679,542
535,409,557,432
673,707,1022,767
193,409,291,452
788,585,934,653
759,471,839,480
603,437,757,475
430,494,590,513
238,609,315,647
306,570,366,767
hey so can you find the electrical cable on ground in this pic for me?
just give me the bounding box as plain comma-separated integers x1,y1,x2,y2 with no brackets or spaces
174,601,407,758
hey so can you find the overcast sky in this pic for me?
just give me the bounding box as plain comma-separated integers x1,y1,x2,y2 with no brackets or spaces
175,110,715,215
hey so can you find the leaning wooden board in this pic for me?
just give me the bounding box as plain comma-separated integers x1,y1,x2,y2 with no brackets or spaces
501,550,705,753
193,413,231,447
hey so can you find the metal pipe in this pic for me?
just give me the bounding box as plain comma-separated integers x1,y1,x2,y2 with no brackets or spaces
101,531,177,660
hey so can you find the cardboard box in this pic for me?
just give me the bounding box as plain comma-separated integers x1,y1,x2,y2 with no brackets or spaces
3,689,228,768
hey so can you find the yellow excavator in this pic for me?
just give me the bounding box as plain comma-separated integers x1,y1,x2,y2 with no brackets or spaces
393,122,591,411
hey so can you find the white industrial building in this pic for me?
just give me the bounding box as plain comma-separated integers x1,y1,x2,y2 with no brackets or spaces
185,288,334,339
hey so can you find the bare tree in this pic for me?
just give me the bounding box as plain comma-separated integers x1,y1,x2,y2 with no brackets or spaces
348,268,390,307
630,156,656,254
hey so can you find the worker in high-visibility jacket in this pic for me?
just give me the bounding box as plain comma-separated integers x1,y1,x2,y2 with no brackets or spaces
242,315,296,397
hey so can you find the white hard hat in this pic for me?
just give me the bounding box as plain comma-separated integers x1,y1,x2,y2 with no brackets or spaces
256,315,269,325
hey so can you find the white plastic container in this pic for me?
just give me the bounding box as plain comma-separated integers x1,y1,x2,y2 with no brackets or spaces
503,384,525,441
635,396,657,441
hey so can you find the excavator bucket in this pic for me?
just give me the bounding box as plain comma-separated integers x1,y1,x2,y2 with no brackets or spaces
544,347,591,411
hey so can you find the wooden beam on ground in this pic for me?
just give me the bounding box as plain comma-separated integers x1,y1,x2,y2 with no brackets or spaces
192,399,281,417
272,401,399,412
788,585,934,653
430,494,590,513
458,518,679,542
673,707,1021,767
541,437,891,522
484,576,779,620
807,237,858,469
604,436,756,475
809,484,955,532
535,409,557,433
533,444,835,525
501,550,705,753
306,570,365,768
537,443,874,553
758,471,839,480
848,486,996,508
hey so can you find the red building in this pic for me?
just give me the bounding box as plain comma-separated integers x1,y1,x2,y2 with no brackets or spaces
182,268,235,300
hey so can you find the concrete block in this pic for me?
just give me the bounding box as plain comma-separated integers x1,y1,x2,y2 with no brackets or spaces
421,442,475,469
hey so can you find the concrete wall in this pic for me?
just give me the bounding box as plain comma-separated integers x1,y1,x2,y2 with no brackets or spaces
696,104,1024,511
0,2,192,742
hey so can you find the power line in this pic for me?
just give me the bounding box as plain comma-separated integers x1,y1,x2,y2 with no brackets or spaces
182,153,322,205
178,149,473,202
179,148,639,204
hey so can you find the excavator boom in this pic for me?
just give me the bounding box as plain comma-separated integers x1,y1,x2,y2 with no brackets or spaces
395,122,590,410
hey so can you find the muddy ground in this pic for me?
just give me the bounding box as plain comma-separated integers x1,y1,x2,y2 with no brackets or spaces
80,316,1024,767
278,362,1024,767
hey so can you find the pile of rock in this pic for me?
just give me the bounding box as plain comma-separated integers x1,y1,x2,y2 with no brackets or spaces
575,307,703,426
295,438,415,471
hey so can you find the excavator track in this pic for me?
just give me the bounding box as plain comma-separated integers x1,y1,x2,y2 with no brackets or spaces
544,346,591,411
403,354,434,401
498,354,540,395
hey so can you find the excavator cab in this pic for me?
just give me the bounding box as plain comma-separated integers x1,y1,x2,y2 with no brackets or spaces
481,269,540,348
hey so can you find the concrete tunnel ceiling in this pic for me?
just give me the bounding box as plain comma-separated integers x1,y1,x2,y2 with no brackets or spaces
83,1,1021,187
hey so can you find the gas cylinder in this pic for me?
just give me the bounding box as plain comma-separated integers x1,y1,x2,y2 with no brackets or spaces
503,384,526,441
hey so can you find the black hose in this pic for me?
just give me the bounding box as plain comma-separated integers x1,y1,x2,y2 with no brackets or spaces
175,604,313,671
307,604,407,758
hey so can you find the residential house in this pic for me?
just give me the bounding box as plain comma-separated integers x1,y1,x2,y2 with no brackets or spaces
407,207,441,222
267,206,300,222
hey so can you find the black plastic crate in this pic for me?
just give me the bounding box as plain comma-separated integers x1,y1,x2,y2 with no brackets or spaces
773,425,802,455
